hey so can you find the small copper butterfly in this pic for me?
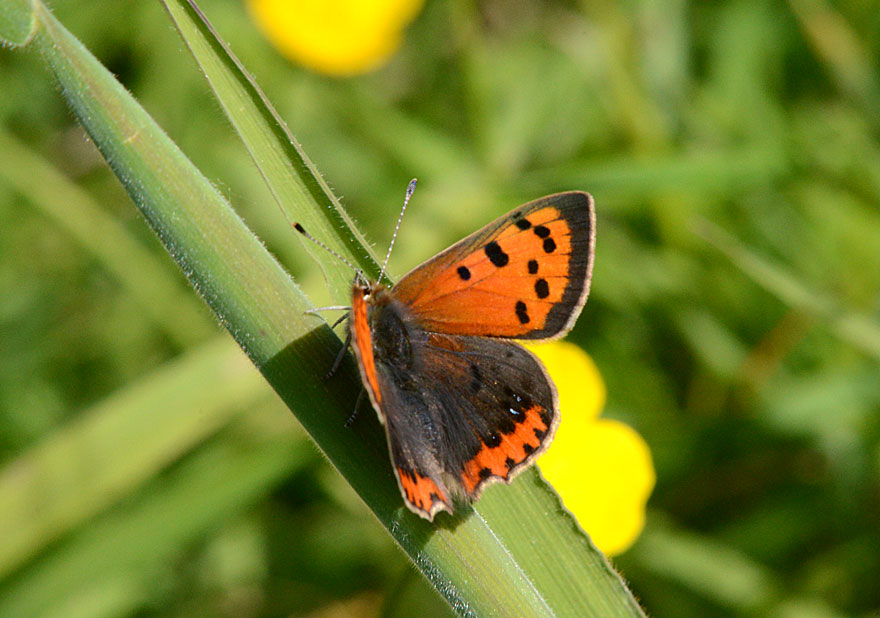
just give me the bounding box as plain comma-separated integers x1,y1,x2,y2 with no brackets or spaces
313,188,595,520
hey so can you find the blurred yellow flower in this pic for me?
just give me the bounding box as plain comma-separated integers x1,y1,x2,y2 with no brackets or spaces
527,341,655,556
247,0,424,76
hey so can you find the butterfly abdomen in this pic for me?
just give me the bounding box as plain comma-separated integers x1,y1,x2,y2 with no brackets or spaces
351,284,423,411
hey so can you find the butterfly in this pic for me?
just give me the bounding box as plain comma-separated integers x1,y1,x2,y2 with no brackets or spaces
338,189,595,521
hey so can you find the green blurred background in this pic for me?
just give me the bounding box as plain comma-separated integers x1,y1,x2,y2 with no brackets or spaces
2,0,879,616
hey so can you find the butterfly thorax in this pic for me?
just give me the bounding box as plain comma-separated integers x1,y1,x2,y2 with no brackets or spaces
365,286,417,372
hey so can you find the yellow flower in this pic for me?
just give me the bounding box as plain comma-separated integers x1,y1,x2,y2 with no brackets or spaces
247,0,424,76
526,341,655,556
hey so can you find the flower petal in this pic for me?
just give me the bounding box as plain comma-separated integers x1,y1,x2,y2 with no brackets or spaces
247,0,424,76
528,341,655,556
525,340,606,423
540,419,655,555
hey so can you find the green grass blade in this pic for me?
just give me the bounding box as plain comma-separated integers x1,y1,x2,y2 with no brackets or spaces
0,410,312,618
788,0,880,123
521,146,789,203
0,130,214,347
0,337,267,579
0,0,34,46
7,2,644,615
29,3,308,365
696,219,880,360
160,0,379,300
635,517,849,617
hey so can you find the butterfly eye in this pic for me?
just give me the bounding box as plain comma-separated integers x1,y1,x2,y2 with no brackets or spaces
361,281,381,304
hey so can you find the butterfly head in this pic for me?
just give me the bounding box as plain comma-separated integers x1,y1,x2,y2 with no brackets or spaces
352,273,389,304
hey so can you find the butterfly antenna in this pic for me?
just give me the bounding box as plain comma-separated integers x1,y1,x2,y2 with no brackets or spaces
379,178,417,284
293,222,362,276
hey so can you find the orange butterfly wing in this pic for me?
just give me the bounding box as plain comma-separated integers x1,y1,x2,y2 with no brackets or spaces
348,191,595,520
391,192,595,339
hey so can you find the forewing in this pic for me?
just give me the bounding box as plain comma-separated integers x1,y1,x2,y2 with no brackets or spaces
375,332,558,519
391,191,595,339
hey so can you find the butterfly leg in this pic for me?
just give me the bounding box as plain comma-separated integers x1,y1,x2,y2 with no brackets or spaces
327,313,349,330
324,329,352,380
305,305,350,328
345,389,365,427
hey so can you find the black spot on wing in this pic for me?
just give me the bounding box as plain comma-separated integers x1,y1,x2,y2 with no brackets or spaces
515,300,530,324
533,225,551,238
498,417,516,434
543,237,556,253
484,241,509,267
515,217,532,230
540,409,552,426
457,265,471,280
535,278,549,299
527,259,538,274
